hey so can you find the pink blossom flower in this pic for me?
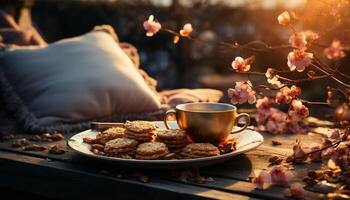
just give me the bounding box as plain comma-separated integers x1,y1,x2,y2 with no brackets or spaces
179,23,193,37
330,130,340,140
255,98,273,127
256,107,306,135
287,50,313,72
267,76,283,87
328,145,349,170
309,143,322,162
252,170,272,190
288,100,309,121
275,86,301,104
265,68,284,87
231,56,251,72
302,30,319,42
270,166,293,186
265,68,274,78
256,97,272,110
293,140,309,162
322,138,333,147
143,15,161,37
322,138,334,157
289,183,306,198
265,109,290,134
325,144,348,169
289,33,307,50
228,81,256,104
324,40,348,61
336,143,349,156
277,11,290,26
266,117,288,134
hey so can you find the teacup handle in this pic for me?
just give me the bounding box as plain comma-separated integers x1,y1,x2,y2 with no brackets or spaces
163,109,176,129
231,113,250,134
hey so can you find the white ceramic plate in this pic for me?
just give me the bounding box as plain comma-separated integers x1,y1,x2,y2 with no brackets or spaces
68,121,264,169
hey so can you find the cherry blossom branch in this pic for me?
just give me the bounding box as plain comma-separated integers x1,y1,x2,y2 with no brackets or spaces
237,71,330,84
328,87,348,101
298,99,330,106
157,17,350,90
253,85,331,106
314,56,350,81
310,63,350,88
161,28,292,52
287,131,349,162
254,84,287,91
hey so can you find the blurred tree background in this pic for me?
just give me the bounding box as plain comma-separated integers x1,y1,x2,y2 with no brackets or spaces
3,0,349,104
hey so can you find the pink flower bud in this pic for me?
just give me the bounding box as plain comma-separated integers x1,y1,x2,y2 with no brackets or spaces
231,56,251,72
288,100,309,122
277,11,290,26
293,140,308,163
265,68,274,78
252,170,272,190
270,166,293,186
324,40,348,61
275,86,301,104
309,143,322,162
179,23,193,37
330,130,340,140
290,183,306,198
228,81,256,105
143,15,161,37
287,50,313,72
289,33,307,50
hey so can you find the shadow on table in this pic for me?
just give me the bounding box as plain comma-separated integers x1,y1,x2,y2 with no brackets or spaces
201,154,252,180
70,153,251,173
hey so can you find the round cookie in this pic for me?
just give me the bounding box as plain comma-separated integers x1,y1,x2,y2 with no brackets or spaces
110,147,136,153
125,130,155,142
125,134,154,142
96,127,125,144
157,129,187,140
180,143,220,158
135,151,169,160
156,129,189,152
125,130,155,138
157,138,188,145
125,120,157,133
102,127,125,136
136,142,168,156
104,138,138,153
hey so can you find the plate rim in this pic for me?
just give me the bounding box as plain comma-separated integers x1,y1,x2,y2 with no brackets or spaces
67,123,264,164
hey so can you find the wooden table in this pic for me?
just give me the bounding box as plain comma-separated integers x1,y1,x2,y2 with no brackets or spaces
0,126,330,200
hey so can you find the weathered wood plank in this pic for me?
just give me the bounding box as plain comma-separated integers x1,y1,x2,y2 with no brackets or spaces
0,131,327,200
0,151,260,200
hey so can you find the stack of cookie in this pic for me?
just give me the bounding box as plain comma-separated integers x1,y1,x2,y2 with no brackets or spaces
180,143,220,159
156,129,189,152
104,138,138,158
125,121,157,142
96,127,125,144
135,142,169,160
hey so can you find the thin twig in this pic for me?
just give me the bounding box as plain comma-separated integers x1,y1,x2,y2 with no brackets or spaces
298,99,331,106
161,28,292,52
291,131,349,161
310,63,350,88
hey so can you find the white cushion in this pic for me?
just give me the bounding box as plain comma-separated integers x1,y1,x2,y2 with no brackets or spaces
0,31,161,130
